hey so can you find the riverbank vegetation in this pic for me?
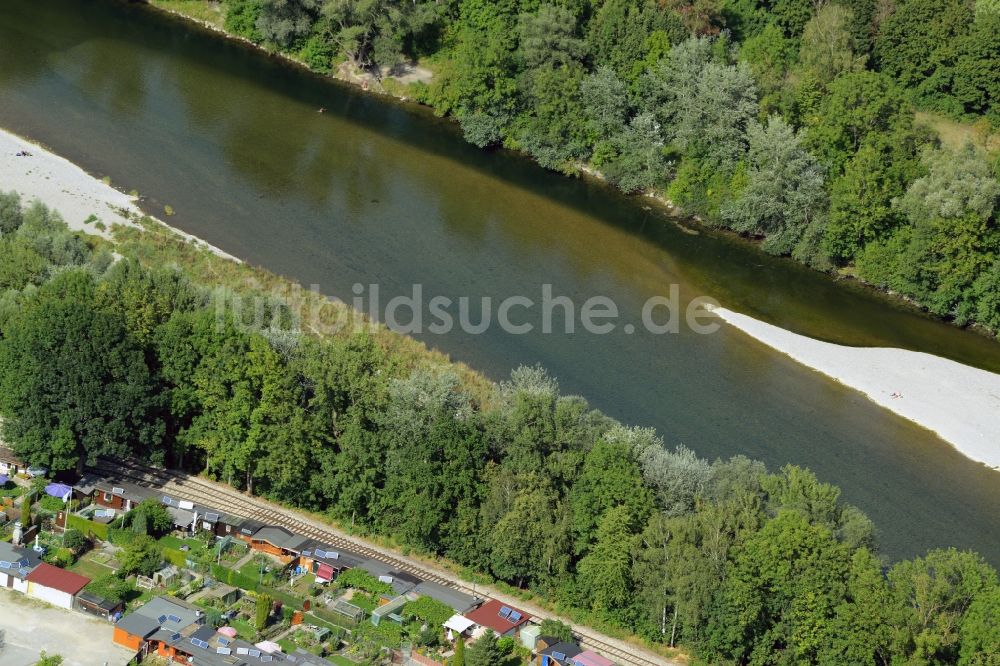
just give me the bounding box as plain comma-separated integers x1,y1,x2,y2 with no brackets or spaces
1,192,998,662
157,0,1000,336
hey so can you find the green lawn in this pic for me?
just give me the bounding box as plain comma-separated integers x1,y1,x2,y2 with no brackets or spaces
229,617,257,641
69,551,116,579
327,656,356,666
157,535,207,552
239,560,267,580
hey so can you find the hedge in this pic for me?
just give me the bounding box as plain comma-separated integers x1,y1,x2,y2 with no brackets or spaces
259,585,305,612
67,514,109,541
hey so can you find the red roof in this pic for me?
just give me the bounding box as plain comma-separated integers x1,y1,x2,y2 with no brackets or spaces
26,563,91,595
464,599,530,634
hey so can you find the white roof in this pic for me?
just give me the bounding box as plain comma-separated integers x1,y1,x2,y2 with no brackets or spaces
444,614,476,633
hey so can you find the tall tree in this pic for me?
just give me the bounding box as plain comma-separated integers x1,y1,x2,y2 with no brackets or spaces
517,4,585,69
804,70,913,176
569,438,652,554
704,510,851,664
0,271,163,473
576,506,639,623
646,37,758,170
822,127,928,261
723,115,827,254
798,4,866,84
952,12,1000,121
873,0,973,109
465,629,506,666
889,549,998,663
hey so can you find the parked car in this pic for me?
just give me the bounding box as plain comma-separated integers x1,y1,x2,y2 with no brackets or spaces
26,466,47,478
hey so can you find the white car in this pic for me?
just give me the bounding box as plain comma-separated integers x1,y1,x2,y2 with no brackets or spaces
25,466,47,478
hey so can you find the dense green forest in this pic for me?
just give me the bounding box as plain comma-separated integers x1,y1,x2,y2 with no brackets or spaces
1,192,999,663
207,0,1000,334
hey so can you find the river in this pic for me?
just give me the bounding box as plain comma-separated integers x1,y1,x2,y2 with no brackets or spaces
2,0,999,563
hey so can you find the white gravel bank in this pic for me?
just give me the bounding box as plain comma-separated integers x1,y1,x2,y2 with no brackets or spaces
0,128,239,261
710,306,1000,470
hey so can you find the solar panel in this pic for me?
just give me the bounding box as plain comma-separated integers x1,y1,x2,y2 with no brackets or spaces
236,647,249,655
170,633,181,641
217,647,232,655
162,496,174,505
242,528,252,535
314,548,326,558
509,611,522,623
206,513,220,522
167,614,181,623
328,551,339,560
112,487,125,494
158,615,168,624
498,606,512,618
249,649,261,657
553,652,566,660
0,561,11,569
219,637,231,646
261,656,273,662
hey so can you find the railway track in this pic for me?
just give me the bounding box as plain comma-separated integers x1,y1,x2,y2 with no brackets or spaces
88,459,674,666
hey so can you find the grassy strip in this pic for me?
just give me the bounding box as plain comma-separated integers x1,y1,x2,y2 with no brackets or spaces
147,0,225,29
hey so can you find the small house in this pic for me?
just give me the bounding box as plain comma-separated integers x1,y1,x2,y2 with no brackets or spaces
161,493,232,537
464,598,531,638
112,595,204,656
75,476,150,513
521,624,542,650
153,564,180,587
25,562,91,610
411,580,481,615
0,541,41,593
248,526,311,563
214,512,247,538
165,504,196,532
356,558,418,597
570,650,617,666
233,517,266,543
0,446,25,476
204,583,241,606
299,542,364,583
77,590,124,620
536,638,582,666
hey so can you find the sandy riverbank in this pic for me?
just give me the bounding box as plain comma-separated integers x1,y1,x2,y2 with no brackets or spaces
710,306,1000,470
0,129,240,262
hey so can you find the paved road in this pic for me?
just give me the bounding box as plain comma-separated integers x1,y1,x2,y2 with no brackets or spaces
0,588,135,666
